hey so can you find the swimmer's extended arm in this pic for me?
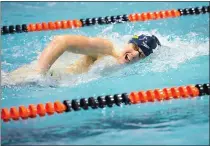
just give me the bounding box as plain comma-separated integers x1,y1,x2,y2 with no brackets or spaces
36,35,118,74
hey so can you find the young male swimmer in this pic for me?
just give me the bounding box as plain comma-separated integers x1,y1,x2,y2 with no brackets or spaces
8,34,161,83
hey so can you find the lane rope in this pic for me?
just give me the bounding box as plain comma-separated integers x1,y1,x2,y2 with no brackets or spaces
1,5,209,35
1,83,209,122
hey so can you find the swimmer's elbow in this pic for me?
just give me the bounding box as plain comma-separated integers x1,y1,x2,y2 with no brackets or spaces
53,35,68,45
52,35,71,51
52,34,93,52
53,35,80,46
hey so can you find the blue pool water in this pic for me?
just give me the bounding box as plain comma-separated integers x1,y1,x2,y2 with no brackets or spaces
1,2,209,145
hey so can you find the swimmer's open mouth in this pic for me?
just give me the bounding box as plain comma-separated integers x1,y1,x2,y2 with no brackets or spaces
125,54,130,62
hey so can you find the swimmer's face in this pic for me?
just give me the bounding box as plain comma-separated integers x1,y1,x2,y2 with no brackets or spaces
118,43,145,64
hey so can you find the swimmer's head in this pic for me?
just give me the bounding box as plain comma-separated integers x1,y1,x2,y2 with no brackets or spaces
118,34,161,64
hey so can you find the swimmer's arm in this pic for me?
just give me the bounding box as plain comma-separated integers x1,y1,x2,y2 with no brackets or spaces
36,35,118,74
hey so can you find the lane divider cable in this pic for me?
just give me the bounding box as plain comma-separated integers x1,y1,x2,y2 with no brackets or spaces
1,83,209,122
1,5,209,35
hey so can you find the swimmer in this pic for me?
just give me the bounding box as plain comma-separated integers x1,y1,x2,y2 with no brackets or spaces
7,34,161,83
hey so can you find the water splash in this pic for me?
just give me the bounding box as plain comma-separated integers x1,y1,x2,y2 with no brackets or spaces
1,28,209,87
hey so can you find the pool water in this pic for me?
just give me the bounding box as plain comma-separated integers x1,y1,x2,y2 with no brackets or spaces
1,2,209,145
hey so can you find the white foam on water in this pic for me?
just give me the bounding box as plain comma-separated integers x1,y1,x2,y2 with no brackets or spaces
135,31,209,74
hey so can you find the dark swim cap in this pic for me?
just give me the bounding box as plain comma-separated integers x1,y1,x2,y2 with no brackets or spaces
128,34,161,56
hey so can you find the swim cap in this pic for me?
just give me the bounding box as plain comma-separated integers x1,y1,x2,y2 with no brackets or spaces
128,34,161,56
